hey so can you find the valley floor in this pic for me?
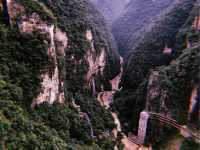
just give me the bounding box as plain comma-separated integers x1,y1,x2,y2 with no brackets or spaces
97,57,150,150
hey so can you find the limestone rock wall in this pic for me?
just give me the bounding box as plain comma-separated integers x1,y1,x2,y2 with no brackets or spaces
1,0,120,106
1,0,68,105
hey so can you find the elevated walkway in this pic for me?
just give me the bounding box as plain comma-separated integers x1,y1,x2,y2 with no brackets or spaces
128,111,200,145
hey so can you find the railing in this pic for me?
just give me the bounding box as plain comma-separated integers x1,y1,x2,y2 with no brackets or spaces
128,111,200,145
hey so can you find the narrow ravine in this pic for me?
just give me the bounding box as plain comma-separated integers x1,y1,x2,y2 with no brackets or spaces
97,57,146,150
72,100,94,138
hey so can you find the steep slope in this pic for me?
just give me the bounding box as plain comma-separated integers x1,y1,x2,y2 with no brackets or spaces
122,0,196,89
112,0,174,56
36,0,120,100
0,0,121,149
113,0,200,148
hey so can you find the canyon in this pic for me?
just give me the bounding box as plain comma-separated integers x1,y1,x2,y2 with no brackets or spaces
0,0,200,150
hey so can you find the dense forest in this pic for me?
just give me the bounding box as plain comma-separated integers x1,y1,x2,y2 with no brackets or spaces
112,0,200,149
112,0,174,55
1,0,200,149
0,0,121,149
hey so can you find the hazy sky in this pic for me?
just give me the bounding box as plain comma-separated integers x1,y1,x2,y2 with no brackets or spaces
90,0,130,24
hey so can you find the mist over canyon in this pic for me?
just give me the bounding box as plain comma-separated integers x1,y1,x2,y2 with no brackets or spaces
0,0,200,150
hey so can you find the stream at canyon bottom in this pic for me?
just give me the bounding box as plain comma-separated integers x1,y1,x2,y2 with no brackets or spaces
97,57,149,150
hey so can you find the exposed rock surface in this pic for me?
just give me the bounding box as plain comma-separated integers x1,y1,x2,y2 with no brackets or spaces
0,0,121,149
113,0,200,148
85,29,107,95
3,0,120,105
19,19,67,105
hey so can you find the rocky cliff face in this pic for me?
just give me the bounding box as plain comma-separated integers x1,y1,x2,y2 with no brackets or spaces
18,14,67,106
145,0,200,122
113,0,200,148
3,0,66,106
0,0,120,149
1,0,200,149
2,0,120,105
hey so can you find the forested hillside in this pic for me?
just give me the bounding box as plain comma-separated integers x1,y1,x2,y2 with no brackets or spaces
1,0,200,149
112,0,174,55
113,0,200,148
0,0,121,149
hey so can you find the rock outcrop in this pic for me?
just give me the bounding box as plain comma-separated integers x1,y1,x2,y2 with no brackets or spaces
1,0,120,105
0,0,120,149
113,0,200,147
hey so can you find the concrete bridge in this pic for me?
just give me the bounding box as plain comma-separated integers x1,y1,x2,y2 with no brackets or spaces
128,111,200,145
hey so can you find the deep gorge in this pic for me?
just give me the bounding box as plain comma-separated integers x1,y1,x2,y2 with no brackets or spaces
93,0,200,149
0,0,200,150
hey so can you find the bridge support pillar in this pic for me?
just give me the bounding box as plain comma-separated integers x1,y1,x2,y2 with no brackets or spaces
137,111,150,144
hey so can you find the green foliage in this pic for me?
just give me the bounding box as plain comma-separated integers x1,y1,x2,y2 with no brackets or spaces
123,0,196,90
0,10,4,24
180,139,200,150
112,81,147,134
0,25,49,106
16,0,55,22
32,102,92,143
39,0,120,94
112,0,174,56
114,0,200,148
145,44,200,148
74,93,115,135
0,94,104,149
0,76,66,149
0,1,117,148
0,24,101,149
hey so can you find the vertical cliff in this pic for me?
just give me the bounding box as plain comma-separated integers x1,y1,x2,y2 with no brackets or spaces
0,0,121,149
2,0,120,104
39,0,120,97
113,0,200,148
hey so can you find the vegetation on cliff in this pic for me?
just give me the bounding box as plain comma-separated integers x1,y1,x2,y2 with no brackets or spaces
0,0,120,149
113,0,200,148
16,0,55,22
112,0,174,56
39,0,120,95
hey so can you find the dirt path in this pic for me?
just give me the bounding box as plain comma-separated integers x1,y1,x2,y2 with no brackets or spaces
97,57,149,150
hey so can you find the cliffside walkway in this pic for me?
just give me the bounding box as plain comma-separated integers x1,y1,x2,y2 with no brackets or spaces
128,111,200,145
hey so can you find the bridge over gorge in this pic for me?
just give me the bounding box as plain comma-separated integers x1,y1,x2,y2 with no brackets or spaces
128,111,200,145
